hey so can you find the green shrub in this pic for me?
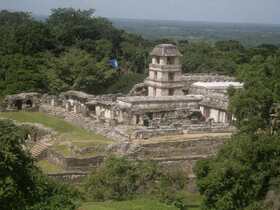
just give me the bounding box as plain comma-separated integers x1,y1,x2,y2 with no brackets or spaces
0,119,81,210
84,156,160,201
195,133,280,210
106,73,147,94
84,156,188,207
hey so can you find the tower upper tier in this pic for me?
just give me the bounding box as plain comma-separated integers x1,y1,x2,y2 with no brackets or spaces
146,44,184,97
150,44,183,57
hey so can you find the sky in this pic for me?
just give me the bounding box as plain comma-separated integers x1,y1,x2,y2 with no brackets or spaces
0,0,279,24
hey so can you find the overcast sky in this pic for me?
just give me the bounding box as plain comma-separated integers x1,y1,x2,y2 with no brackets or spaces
0,0,279,24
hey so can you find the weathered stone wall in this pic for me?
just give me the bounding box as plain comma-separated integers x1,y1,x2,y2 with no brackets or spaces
48,172,88,183
46,149,104,171
128,137,227,159
39,104,129,141
19,122,57,142
133,123,235,139
126,135,229,177
129,82,148,96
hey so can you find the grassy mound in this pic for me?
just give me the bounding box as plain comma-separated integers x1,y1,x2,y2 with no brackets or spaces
0,112,113,157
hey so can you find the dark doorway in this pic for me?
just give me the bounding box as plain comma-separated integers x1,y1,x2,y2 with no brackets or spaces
147,113,153,120
88,105,96,115
143,119,149,127
15,100,23,110
136,115,140,125
168,88,174,96
26,100,33,108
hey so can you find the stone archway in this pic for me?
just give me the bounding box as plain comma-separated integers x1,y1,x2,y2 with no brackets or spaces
26,99,33,108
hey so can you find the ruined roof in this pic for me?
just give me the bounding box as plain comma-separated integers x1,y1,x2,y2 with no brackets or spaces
199,96,229,110
182,74,236,82
117,95,203,104
94,100,116,106
192,82,243,90
5,92,41,101
150,44,182,57
61,91,94,100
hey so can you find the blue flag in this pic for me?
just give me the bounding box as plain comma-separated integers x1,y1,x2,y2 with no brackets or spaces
109,59,119,69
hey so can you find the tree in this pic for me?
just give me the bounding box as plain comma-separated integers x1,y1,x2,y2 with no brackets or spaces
0,10,32,25
229,56,280,133
195,133,280,210
94,39,113,61
0,120,80,210
0,54,49,96
45,48,117,94
85,156,188,209
0,120,35,209
47,8,96,46
0,10,55,55
195,54,280,210
215,40,244,52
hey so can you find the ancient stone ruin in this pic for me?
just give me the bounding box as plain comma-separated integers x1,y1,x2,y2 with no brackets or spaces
4,92,41,111
0,44,243,180
35,44,242,135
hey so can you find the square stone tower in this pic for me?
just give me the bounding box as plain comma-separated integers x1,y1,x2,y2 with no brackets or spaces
145,44,184,97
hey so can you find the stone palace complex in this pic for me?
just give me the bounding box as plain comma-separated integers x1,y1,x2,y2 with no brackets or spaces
0,44,242,180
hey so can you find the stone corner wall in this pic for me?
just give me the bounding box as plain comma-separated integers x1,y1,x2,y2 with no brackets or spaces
46,149,105,172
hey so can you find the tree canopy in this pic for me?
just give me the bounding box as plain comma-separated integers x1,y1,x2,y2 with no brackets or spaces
0,120,80,210
195,47,280,210
1,9,279,98
0,9,152,96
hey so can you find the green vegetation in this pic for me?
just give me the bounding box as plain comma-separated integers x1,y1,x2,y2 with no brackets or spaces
229,56,280,133
81,194,201,210
84,156,193,210
0,9,151,97
81,198,179,210
2,6,280,210
0,112,112,157
0,112,111,143
1,9,280,98
37,160,64,173
0,119,80,210
0,120,201,210
195,52,280,209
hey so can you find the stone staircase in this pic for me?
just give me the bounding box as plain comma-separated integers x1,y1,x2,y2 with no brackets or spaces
30,142,51,158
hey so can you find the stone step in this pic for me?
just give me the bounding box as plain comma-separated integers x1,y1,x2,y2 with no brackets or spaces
30,142,50,158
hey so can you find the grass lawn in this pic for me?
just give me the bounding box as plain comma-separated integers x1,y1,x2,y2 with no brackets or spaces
80,193,202,210
0,112,113,157
37,160,64,173
80,199,178,210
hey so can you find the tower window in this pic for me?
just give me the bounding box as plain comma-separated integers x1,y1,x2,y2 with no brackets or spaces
168,89,174,96
153,87,156,96
154,71,157,80
167,57,175,65
156,57,160,64
168,72,175,81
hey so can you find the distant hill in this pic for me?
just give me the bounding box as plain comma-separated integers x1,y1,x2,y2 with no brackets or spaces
110,18,280,46
33,14,48,21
